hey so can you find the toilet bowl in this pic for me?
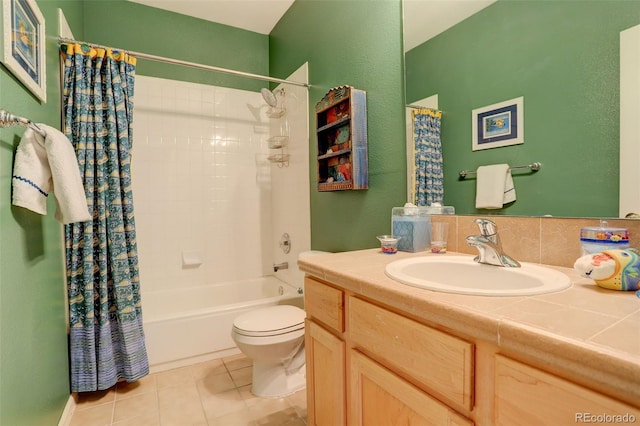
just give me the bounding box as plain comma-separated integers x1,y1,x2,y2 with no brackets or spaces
231,251,331,397
231,304,306,398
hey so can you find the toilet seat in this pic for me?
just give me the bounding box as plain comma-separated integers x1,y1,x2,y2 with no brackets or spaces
232,305,305,337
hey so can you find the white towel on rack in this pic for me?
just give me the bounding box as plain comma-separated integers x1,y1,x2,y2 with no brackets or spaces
475,164,516,209
12,124,91,224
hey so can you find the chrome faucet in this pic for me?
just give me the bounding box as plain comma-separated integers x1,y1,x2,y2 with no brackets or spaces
466,218,521,267
273,262,289,272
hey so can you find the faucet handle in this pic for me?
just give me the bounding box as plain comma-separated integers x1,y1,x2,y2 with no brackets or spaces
474,218,497,237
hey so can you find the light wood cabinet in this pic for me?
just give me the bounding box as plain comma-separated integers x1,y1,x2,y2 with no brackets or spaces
304,276,344,332
349,349,473,426
305,319,345,426
350,296,474,412
303,274,639,425
494,355,640,425
304,277,346,426
304,276,473,425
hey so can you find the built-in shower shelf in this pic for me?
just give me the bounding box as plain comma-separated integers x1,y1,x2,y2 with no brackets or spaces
268,136,289,149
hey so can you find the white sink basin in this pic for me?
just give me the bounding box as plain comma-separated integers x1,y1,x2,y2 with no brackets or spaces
385,256,571,296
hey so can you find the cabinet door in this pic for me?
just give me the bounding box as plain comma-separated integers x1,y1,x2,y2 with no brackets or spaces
349,350,473,426
306,319,345,426
495,355,640,425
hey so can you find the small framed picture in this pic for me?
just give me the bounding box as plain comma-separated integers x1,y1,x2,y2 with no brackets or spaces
472,96,523,151
1,0,46,102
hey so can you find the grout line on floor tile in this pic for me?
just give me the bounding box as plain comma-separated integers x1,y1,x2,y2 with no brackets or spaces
69,354,306,426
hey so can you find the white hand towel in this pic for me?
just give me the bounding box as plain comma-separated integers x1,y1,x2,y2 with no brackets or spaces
12,124,91,224
475,164,516,209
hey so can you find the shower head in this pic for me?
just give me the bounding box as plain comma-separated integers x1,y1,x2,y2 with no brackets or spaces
261,88,278,107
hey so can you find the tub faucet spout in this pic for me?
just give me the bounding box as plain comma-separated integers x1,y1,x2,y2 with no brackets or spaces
273,262,289,272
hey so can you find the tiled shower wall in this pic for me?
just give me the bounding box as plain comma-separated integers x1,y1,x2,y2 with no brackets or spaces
269,64,311,289
131,73,309,295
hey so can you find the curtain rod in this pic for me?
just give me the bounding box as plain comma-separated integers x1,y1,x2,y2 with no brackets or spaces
58,38,311,89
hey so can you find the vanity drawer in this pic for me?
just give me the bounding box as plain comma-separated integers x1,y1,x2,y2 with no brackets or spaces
349,296,474,411
304,276,344,333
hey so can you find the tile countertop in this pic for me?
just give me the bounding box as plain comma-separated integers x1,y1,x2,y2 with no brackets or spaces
298,249,640,407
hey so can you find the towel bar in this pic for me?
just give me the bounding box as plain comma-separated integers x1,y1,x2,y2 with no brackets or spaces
0,109,46,137
459,162,542,179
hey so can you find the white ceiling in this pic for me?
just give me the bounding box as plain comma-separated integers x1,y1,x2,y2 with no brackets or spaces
128,0,496,51
403,0,496,51
128,0,296,35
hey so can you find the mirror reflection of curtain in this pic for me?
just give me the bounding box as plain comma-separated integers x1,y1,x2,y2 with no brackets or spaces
411,108,443,206
60,43,149,392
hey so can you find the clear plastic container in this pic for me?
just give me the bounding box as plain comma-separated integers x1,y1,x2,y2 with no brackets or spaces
377,235,401,254
580,220,629,255
391,206,431,252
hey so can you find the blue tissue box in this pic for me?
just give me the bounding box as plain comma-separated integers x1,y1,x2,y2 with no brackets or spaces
392,207,432,252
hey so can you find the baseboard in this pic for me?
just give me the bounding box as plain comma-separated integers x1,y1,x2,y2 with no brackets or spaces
149,347,241,374
57,394,76,426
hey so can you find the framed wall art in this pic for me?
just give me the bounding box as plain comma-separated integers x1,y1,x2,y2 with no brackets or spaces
1,0,46,102
472,96,523,151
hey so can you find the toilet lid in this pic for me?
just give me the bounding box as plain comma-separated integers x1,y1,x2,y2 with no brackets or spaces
233,305,305,336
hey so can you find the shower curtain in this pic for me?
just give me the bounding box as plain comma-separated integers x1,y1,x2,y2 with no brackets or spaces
412,108,443,206
61,43,149,392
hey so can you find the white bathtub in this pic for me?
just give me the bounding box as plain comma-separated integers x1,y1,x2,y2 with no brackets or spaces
142,276,304,371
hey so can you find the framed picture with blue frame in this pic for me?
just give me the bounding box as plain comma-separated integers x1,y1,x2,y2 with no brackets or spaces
471,96,523,151
1,0,46,102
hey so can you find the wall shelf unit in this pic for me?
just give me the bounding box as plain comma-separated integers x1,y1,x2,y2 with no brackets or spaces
315,86,368,191
265,90,290,168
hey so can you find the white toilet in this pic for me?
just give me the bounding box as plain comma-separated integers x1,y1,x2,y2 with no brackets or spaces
231,250,330,398
231,304,306,398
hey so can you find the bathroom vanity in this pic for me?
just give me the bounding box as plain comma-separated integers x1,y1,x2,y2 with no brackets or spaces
299,250,640,425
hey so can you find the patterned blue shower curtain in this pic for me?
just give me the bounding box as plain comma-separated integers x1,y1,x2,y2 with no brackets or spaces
61,43,149,392
412,108,443,206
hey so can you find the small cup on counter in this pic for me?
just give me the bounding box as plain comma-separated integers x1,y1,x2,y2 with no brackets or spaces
377,235,402,254
431,222,448,253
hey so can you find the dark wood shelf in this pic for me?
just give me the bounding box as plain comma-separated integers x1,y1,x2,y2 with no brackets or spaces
317,115,351,133
318,148,352,160
315,86,368,192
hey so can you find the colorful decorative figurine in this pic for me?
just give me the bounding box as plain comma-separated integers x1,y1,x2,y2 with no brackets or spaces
573,248,640,292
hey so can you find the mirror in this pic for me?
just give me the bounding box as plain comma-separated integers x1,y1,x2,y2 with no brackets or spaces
403,0,640,218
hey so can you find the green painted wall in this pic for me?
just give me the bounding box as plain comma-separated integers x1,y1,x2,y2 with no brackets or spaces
406,0,640,217
0,2,84,424
0,1,268,424
0,0,402,421
269,0,406,252
82,0,269,91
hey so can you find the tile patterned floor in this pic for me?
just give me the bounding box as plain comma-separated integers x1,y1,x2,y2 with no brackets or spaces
69,354,307,426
